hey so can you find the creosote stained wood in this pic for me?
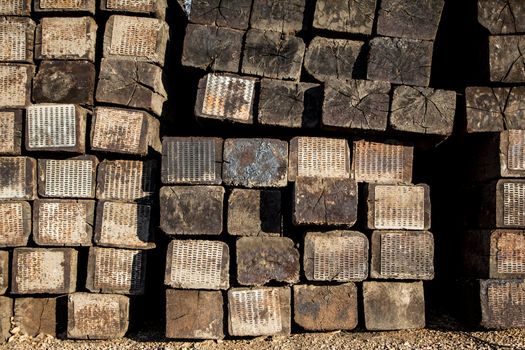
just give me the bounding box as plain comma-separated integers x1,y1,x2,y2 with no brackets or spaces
250,0,305,34
33,61,95,105
159,186,224,235
363,281,425,330
0,110,22,155
368,37,433,87
313,0,376,35
0,297,11,343
0,201,31,247
166,290,224,340
0,252,7,294
489,35,525,83
182,24,243,73
185,0,251,30
478,0,525,34
242,29,305,81
304,37,364,82
34,0,95,13
258,78,320,128
479,179,525,229
293,177,358,227
0,17,35,63
96,58,166,116
0,64,33,108
0,0,31,16
293,284,358,331
101,0,167,18
0,156,37,201
478,279,525,329
377,0,445,40
236,237,300,286
322,79,391,132
390,86,456,136
14,298,56,337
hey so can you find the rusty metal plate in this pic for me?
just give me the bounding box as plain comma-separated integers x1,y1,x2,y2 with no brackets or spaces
97,160,157,202
507,130,525,171
13,248,77,294
229,288,283,336
108,16,163,59
35,200,92,246
89,247,145,295
0,157,34,200
494,231,525,274
0,18,30,62
68,293,128,339
96,201,151,249
378,231,434,279
374,185,426,230
202,74,255,122
0,112,16,154
166,240,227,290
0,0,29,15
0,201,30,246
27,104,77,149
353,140,413,183
162,137,221,184
0,64,30,107
105,0,154,12
503,182,525,226
482,280,525,328
297,137,349,178
40,17,96,60
92,107,145,154
43,159,95,198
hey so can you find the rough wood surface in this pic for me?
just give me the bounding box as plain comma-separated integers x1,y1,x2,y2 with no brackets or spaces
0,297,11,343
293,284,358,331
159,186,224,235
368,37,433,87
250,0,305,34
258,78,320,128
0,17,35,63
377,0,444,40
182,24,243,73
185,0,251,30
0,201,31,247
0,64,34,108
304,37,364,82
96,58,166,116
390,86,456,136
166,290,224,340
242,29,305,81
0,156,37,201
313,0,376,35
14,298,56,337
236,237,300,286
0,110,22,155
489,35,525,83
0,252,7,294
293,177,358,227
227,189,282,236
101,0,167,18
479,179,525,229
479,279,525,329
323,79,391,131
0,0,31,16
34,0,96,13
478,0,525,34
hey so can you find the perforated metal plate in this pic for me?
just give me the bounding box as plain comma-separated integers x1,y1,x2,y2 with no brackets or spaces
229,289,282,336
0,202,29,246
68,293,127,339
485,280,525,328
0,157,30,200
14,250,67,293
167,240,225,290
43,159,94,198
98,202,151,248
495,231,525,274
40,17,95,60
311,236,367,281
36,200,90,245
98,160,156,202
507,130,525,171
0,65,29,107
163,138,219,184
91,247,145,294
202,74,255,122
108,16,162,59
503,182,525,226
373,185,426,230
297,137,349,178
106,0,154,12
92,108,144,154
353,140,413,183
27,104,77,149
0,0,28,15
0,112,16,154
378,231,434,279
0,19,29,62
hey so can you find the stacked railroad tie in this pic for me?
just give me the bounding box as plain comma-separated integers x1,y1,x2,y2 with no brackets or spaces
460,0,525,330
0,0,168,341
163,0,454,339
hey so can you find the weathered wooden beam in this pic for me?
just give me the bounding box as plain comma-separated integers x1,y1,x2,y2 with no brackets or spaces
101,0,167,18
0,0,31,16
0,297,11,343
0,64,33,108
0,252,7,294
478,0,525,34
479,179,525,228
0,202,31,247
313,0,376,35
478,279,525,329
250,0,306,34
0,110,22,155
185,0,251,30
489,35,525,83
0,17,35,63
14,298,56,337
0,156,37,201
34,0,95,13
